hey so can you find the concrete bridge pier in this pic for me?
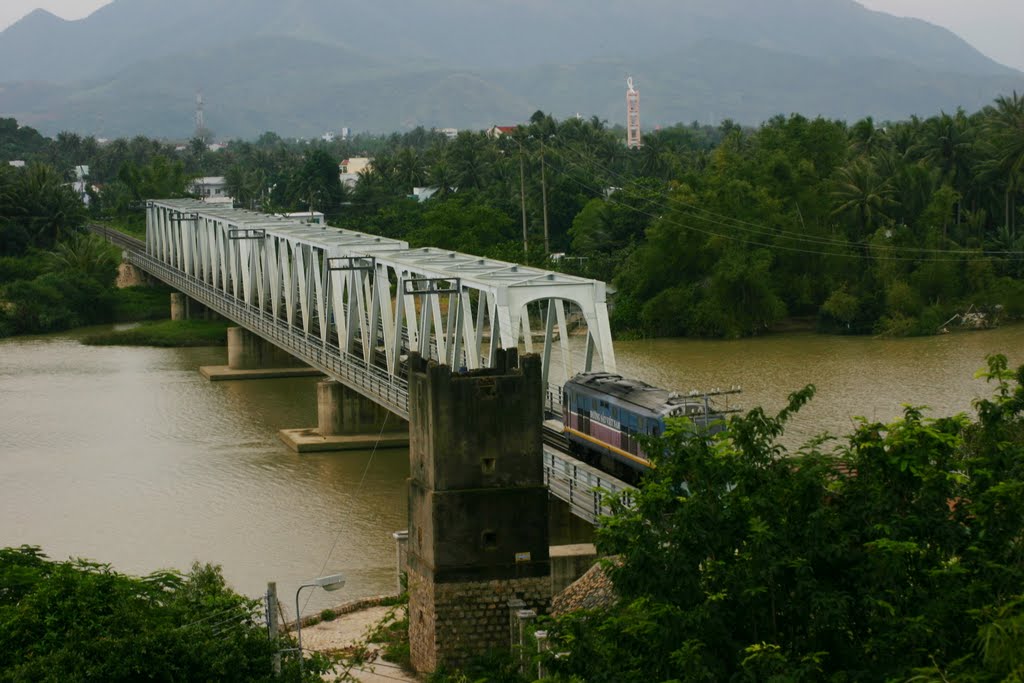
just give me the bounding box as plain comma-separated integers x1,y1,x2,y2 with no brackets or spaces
548,497,595,546
278,379,409,453
169,292,216,321
170,292,188,321
200,327,323,381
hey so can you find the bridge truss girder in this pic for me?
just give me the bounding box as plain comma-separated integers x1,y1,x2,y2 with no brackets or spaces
147,200,616,395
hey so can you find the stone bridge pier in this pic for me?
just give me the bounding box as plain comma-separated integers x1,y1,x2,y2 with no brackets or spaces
407,350,551,673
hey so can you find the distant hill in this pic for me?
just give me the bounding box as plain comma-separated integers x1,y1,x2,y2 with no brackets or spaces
0,0,1021,138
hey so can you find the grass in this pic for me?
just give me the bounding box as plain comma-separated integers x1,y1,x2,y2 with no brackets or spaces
366,605,412,670
82,319,230,347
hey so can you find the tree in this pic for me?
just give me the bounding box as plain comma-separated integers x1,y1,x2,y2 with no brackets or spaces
983,92,1024,237
831,158,897,242
48,233,118,283
541,356,1024,682
0,163,86,249
290,149,346,217
0,547,329,682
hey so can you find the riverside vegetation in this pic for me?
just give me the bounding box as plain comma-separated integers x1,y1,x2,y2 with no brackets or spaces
0,162,172,338
0,547,332,682
4,96,1024,340
331,357,1024,683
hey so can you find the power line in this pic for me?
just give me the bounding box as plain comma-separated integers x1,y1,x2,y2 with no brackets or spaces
553,142,1024,259
546,155,1022,263
301,411,392,617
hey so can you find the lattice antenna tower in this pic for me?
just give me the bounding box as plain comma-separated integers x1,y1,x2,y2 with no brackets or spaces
194,92,205,138
626,77,642,149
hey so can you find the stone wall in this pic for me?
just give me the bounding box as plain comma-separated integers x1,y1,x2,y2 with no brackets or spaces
408,572,549,672
116,262,151,288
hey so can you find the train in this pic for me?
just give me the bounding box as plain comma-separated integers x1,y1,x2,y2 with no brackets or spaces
560,372,738,478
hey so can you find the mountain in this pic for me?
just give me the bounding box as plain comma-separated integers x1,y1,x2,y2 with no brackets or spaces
0,0,1021,138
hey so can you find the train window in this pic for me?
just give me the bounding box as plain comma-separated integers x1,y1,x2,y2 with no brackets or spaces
612,407,618,420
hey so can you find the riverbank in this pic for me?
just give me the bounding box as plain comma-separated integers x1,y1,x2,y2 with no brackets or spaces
81,319,231,347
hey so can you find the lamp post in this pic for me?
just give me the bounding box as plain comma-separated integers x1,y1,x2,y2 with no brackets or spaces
294,573,345,678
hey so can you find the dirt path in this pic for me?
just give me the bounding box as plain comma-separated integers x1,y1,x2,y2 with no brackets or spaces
300,605,418,682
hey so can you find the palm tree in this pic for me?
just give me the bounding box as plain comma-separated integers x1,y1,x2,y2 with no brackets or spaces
9,163,87,248
918,111,975,221
393,146,426,190
427,152,456,196
49,233,118,282
450,132,493,191
983,92,1024,237
850,116,884,157
635,133,675,180
831,159,898,242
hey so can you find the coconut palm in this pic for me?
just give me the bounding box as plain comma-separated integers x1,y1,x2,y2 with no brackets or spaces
7,163,87,248
983,91,1024,236
49,233,118,282
831,159,898,242
393,146,427,190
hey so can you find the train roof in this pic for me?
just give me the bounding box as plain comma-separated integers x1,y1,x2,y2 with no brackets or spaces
566,372,719,417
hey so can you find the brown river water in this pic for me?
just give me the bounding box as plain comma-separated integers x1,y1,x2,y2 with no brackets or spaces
1,324,1022,615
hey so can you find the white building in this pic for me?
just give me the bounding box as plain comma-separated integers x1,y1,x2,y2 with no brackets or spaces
8,160,25,168
339,157,373,189
190,176,230,200
412,186,440,202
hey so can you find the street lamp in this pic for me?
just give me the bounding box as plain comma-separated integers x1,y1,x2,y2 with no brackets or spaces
294,573,345,677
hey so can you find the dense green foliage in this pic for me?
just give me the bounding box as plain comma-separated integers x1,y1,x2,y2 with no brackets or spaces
0,547,328,682
4,94,1024,340
148,103,1024,339
540,355,1024,682
0,153,186,338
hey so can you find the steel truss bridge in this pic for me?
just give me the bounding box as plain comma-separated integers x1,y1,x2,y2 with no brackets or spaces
119,199,632,522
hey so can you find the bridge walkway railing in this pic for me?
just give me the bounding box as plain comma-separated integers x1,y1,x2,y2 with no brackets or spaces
128,250,410,418
126,247,635,524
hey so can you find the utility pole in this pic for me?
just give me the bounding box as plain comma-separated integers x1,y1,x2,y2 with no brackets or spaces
519,141,528,263
540,141,550,256
266,582,281,676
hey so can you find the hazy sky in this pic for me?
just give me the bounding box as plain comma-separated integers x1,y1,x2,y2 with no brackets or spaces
1,0,1023,71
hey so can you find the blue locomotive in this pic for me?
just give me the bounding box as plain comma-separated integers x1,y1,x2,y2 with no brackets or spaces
561,372,735,475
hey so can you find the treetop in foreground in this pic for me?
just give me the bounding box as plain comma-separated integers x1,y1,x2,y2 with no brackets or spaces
542,355,1024,682
0,550,329,682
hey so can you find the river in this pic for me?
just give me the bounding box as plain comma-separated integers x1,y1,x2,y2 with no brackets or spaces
1,324,1022,616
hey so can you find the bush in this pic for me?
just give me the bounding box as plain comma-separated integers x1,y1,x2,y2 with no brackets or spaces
113,285,174,322
0,547,330,682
